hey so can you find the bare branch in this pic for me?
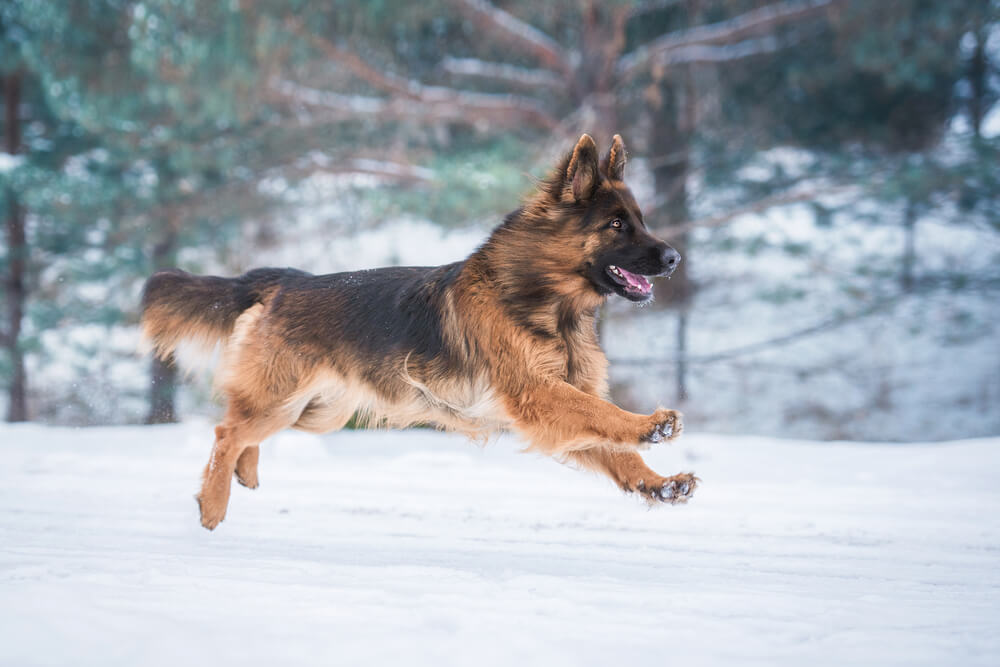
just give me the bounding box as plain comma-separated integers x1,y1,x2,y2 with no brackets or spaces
268,79,559,130
655,35,784,66
652,185,855,239
609,295,897,366
440,57,564,89
659,22,829,68
269,80,388,115
283,19,559,129
611,273,1000,369
449,0,571,74
286,17,418,99
341,159,435,183
618,0,840,77
290,153,436,183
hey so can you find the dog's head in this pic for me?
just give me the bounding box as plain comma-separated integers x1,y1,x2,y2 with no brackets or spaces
526,134,680,304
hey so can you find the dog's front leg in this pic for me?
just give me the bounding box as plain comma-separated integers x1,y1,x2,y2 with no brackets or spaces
567,446,698,504
503,381,682,454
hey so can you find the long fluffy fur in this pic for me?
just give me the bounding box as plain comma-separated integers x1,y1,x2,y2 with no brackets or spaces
141,267,303,360
141,134,698,530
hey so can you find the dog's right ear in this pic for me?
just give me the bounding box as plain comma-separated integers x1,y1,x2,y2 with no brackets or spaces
603,134,626,181
561,134,600,202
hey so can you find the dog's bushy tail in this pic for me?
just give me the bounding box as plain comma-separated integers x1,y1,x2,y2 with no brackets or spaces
140,268,295,360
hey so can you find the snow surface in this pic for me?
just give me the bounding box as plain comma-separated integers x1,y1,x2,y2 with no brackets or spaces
2,422,998,666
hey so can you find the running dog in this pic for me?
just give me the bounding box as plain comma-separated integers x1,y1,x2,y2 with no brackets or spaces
141,134,697,530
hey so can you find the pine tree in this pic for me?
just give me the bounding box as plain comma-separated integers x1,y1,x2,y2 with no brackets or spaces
712,0,998,294
2,4,112,421
3,0,286,421
1,69,26,421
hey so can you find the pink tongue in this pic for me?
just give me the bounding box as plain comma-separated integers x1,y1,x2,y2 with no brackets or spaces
619,268,650,291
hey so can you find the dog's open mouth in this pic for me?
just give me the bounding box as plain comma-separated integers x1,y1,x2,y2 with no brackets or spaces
606,265,653,298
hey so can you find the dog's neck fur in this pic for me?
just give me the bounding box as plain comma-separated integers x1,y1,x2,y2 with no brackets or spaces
464,203,605,343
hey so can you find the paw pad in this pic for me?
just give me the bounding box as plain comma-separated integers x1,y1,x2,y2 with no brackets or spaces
642,419,675,444
636,473,698,505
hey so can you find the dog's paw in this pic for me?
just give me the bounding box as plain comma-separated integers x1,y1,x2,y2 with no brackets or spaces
636,472,699,505
641,409,683,444
234,446,259,489
196,494,226,531
234,465,258,489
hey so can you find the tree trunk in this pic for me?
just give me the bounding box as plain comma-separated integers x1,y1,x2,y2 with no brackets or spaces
4,71,28,422
145,228,179,424
577,2,623,143
650,81,694,403
968,19,986,140
146,354,178,424
675,311,688,402
901,199,917,292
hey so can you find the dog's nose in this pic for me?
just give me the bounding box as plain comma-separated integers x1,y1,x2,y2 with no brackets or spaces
661,247,681,271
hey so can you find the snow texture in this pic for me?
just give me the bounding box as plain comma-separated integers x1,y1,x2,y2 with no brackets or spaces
2,422,998,666
0,152,23,173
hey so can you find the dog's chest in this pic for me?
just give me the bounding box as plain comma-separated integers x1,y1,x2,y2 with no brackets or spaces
559,327,606,391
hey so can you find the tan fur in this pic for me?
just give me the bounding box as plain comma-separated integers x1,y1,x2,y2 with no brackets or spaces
141,134,695,530
604,134,627,182
562,133,600,202
566,448,699,504
141,306,225,361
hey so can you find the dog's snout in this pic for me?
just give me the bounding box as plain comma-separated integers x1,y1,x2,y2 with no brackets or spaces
661,246,681,272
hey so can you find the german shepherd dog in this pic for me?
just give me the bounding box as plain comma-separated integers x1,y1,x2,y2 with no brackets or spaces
142,134,697,530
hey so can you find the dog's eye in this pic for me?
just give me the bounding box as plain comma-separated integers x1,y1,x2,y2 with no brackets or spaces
609,219,623,229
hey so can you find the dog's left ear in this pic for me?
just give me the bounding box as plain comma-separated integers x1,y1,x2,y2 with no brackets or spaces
602,134,626,181
562,134,600,202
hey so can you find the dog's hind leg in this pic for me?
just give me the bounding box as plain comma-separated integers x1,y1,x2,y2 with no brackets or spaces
566,446,698,505
234,445,259,489
197,406,299,530
228,397,356,495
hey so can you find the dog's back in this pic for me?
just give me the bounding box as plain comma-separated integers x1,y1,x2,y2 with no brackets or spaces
141,261,498,432
142,264,464,361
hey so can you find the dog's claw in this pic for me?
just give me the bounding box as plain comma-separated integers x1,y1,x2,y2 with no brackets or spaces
641,412,681,444
633,473,698,505
643,423,672,444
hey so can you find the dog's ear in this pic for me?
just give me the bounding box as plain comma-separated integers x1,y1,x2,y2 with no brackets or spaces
562,134,600,202
603,134,626,181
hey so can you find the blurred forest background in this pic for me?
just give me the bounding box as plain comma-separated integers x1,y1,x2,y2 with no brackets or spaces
0,0,997,440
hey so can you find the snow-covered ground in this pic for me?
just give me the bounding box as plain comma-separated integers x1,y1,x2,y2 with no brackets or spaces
2,422,998,666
